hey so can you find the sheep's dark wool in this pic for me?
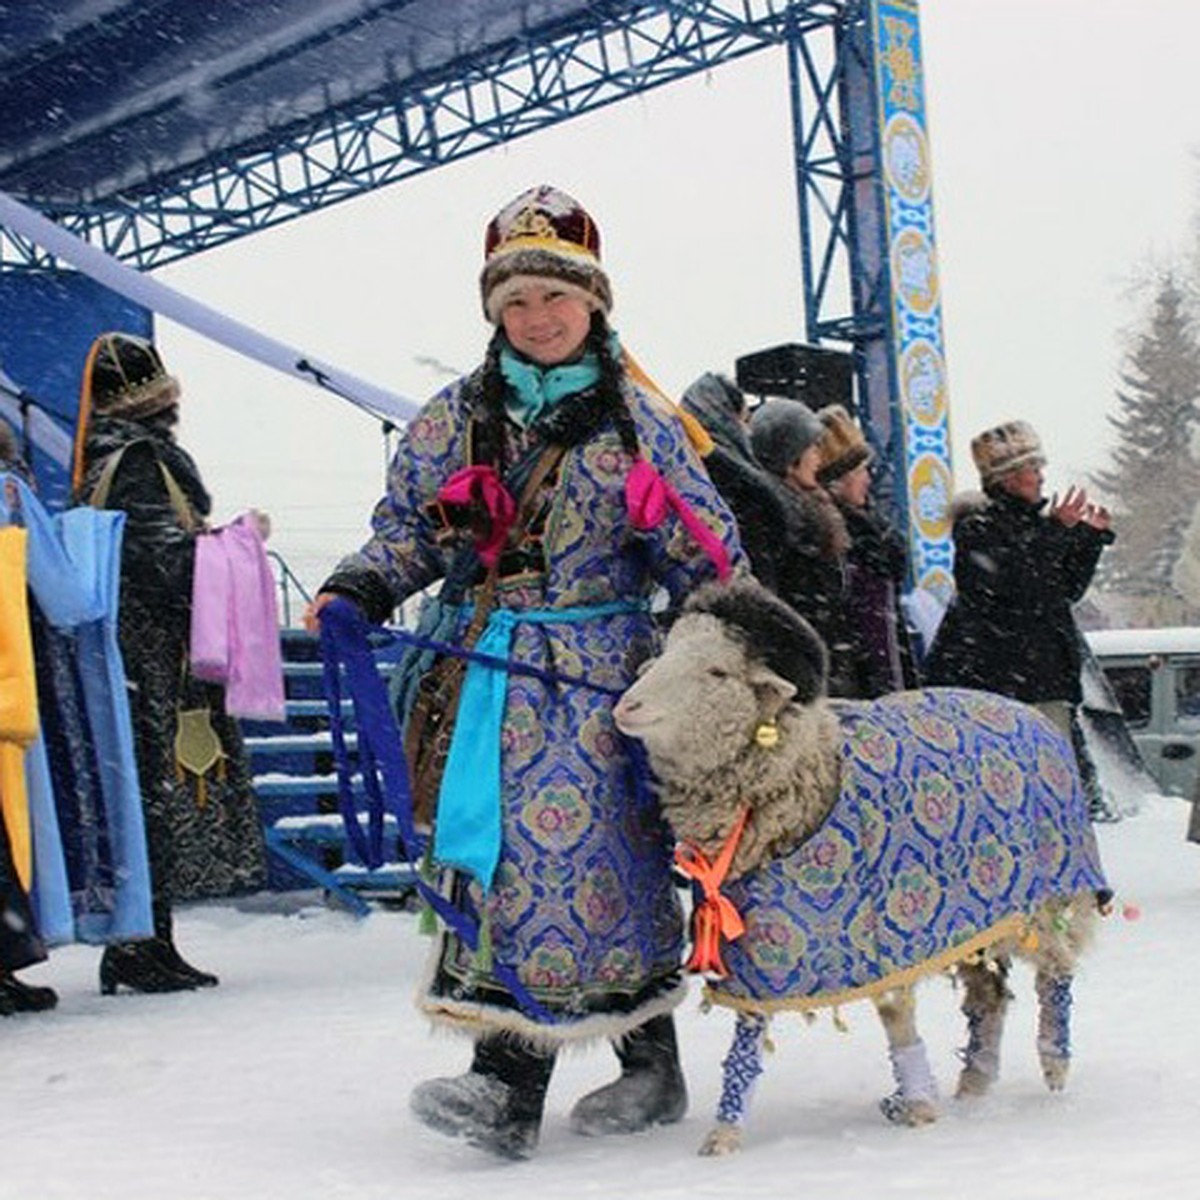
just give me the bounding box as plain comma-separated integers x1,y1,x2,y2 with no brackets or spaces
684,578,827,703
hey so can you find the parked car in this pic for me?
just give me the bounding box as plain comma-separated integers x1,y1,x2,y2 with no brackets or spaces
1084,626,1200,799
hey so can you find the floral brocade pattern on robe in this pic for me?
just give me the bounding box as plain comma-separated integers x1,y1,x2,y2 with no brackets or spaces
709,688,1108,1013
336,374,744,1031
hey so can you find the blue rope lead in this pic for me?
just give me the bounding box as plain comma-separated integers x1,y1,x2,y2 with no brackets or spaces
319,597,568,1023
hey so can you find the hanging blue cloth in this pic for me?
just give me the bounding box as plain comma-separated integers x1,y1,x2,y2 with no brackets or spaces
60,507,154,942
433,599,647,891
1,474,152,944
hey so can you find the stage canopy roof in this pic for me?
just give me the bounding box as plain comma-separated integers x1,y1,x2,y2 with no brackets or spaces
0,1,805,269
0,1,629,206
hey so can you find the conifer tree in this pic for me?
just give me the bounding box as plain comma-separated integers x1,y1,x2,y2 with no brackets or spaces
1092,275,1200,622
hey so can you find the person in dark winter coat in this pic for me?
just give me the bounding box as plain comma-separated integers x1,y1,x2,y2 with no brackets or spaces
816,405,919,698
924,419,1115,736
309,186,743,1161
73,333,267,996
679,372,791,591
748,397,854,695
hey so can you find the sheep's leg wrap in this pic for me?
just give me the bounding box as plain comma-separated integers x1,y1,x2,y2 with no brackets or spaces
874,987,938,1126
956,958,1011,1098
879,1040,939,1126
700,1012,768,1155
1036,970,1074,1091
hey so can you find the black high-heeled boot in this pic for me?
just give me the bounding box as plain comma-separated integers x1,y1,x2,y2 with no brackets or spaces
99,942,200,995
0,970,58,1012
148,901,218,986
148,939,219,987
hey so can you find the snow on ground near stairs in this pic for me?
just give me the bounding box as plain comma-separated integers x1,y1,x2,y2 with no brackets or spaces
3,795,1198,1200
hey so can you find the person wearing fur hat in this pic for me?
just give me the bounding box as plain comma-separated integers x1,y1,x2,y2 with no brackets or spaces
816,405,919,698
73,333,267,996
925,419,1114,733
309,185,744,1160
748,397,855,695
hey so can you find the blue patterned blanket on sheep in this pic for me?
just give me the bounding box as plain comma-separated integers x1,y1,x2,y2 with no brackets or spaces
706,688,1107,1014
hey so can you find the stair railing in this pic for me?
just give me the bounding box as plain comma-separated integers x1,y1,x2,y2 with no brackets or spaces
267,549,313,629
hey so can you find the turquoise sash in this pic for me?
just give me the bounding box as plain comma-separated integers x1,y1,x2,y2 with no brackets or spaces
433,599,647,890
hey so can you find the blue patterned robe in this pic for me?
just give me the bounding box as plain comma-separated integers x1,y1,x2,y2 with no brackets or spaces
331,371,743,1041
708,689,1107,1014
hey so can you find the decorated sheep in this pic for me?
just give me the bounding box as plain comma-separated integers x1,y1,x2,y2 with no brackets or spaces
614,579,1108,1156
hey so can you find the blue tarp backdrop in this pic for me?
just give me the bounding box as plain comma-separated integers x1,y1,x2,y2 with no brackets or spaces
0,272,151,509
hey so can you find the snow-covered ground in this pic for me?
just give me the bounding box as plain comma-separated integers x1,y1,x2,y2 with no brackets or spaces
4,794,1198,1200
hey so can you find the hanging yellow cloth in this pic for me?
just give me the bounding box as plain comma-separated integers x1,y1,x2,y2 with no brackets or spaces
0,526,38,889
621,347,715,457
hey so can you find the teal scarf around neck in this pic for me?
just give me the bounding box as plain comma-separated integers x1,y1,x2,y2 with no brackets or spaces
499,335,617,427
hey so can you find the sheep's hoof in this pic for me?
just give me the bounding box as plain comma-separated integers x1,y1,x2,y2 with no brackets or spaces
955,1066,996,1099
879,1093,938,1127
698,1124,742,1156
1040,1055,1069,1093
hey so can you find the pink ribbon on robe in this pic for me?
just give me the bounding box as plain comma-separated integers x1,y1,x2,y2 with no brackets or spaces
190,513,286,722
625,458,732,581
435,465,518,568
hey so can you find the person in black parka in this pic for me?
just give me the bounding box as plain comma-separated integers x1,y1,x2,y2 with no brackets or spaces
924,419,1114,736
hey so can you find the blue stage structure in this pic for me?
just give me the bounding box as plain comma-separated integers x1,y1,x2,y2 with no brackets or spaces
0,0,954,598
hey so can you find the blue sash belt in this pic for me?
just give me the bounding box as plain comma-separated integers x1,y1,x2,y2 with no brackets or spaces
433,599,648,891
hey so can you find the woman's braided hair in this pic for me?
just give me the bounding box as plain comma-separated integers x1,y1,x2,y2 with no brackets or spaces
474,312,641,468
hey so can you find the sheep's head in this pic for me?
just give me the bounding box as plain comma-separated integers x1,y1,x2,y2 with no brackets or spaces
614,579,828,779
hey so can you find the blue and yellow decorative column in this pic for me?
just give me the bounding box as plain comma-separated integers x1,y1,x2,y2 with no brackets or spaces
869,0,954,604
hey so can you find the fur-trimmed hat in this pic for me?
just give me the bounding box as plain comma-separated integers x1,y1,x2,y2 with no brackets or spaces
71,331,181,494
84,332,179,420
970,419,1045,487
480,185,613,323
749,397,825,479
816,404,873,485
684,578,828,705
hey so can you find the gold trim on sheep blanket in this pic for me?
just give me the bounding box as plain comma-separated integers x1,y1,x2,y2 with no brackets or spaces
699,688,1107,1016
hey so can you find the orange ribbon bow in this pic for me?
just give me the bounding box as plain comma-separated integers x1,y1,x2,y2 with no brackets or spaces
673,805,751,978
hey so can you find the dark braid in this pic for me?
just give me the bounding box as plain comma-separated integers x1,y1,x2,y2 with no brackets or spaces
588,312,641,461
476,325,509,469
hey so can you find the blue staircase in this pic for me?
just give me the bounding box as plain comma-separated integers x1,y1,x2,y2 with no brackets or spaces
241,628,419,915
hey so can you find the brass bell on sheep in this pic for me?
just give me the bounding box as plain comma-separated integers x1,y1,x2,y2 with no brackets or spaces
754,719,780,749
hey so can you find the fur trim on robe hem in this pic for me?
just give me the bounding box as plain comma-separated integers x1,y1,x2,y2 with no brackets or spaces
415,942,689,1049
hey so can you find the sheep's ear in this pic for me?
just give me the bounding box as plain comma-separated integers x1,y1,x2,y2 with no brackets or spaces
747,661,797,719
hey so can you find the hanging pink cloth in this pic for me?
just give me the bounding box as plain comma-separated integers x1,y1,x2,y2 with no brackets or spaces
625,458,732,581
190,513,286,722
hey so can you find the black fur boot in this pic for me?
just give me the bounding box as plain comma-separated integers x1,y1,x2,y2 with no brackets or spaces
410,1032,556,1160
569,1012,688,1136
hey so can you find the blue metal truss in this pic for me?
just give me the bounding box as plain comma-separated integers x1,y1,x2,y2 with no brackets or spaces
787,0,884,346
3,2,850,278
2,0,892,440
